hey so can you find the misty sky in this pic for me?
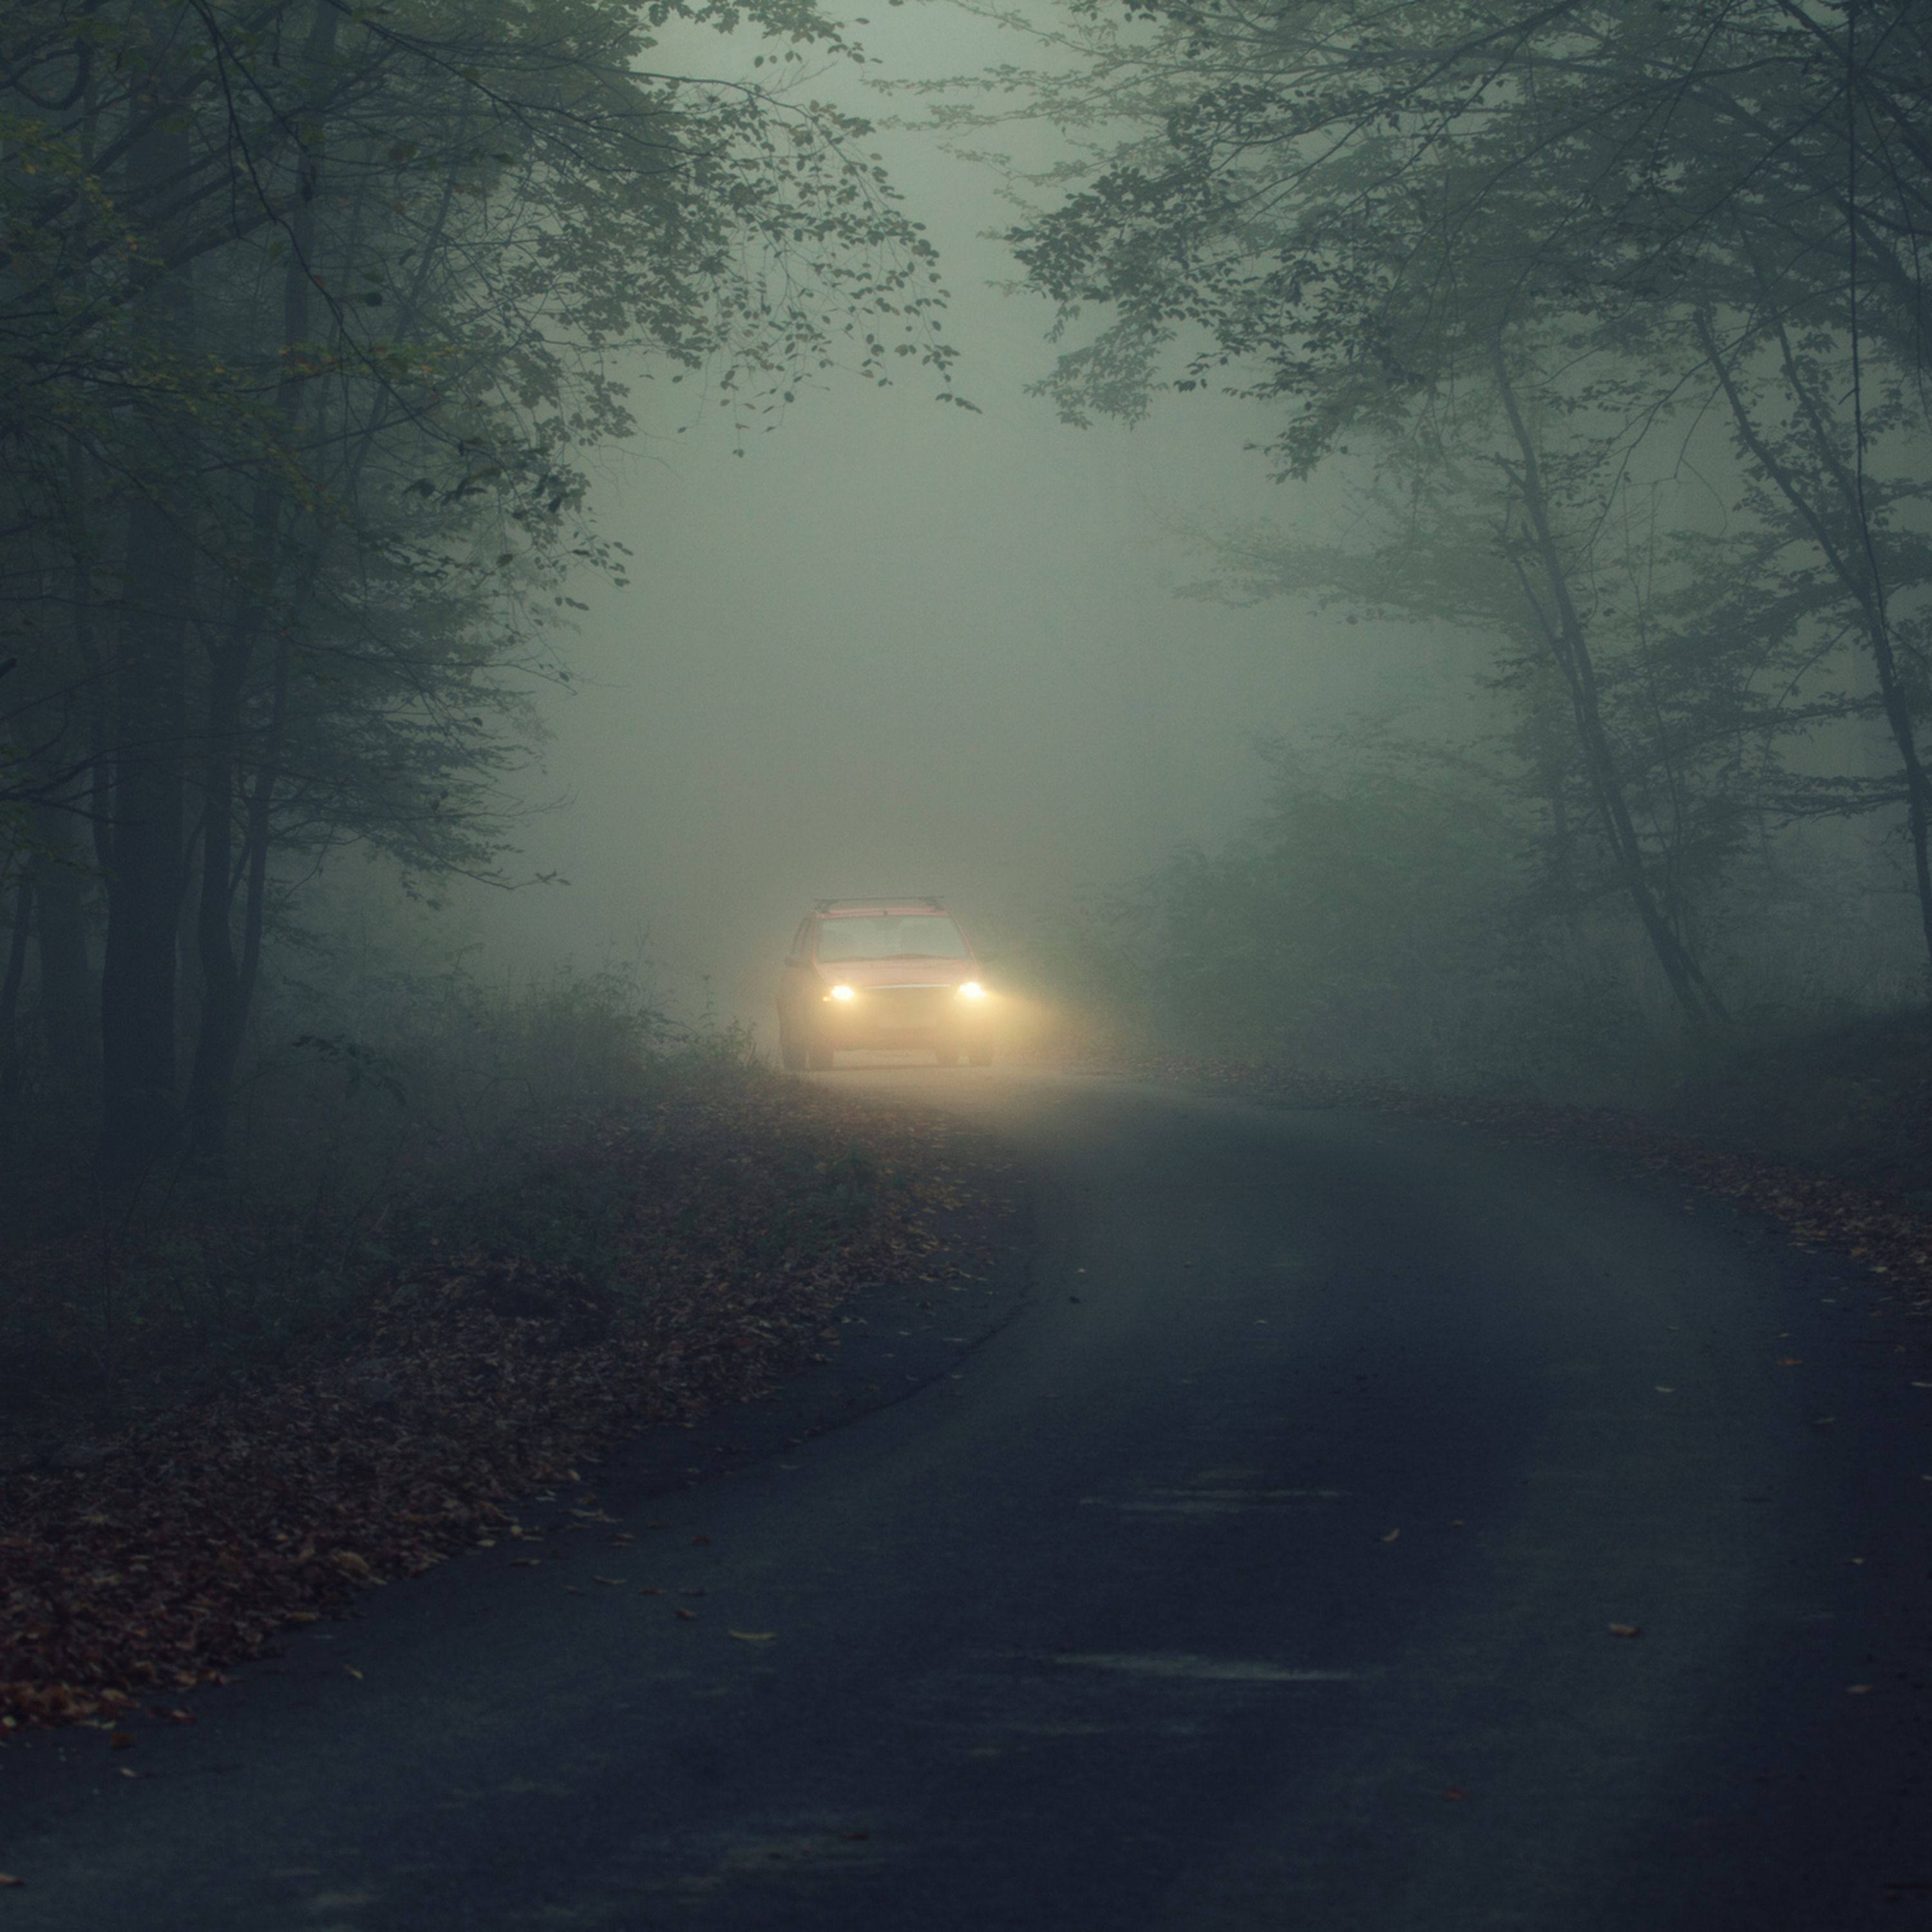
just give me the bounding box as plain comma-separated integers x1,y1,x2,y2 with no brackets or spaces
470,5,1472,1028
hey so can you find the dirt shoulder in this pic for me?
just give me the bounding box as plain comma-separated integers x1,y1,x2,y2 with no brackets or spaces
0,1079,1030,1736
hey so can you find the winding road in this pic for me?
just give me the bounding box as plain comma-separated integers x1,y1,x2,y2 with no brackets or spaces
3,1068,1928,1929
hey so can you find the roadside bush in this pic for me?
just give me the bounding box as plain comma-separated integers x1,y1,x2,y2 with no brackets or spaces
0,945,811,1463
1009,737,1926,1104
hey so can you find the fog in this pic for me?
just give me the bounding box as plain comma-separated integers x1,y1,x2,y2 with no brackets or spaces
12,8,1932,1910
6,0,1926,1179
469,10,1470,1028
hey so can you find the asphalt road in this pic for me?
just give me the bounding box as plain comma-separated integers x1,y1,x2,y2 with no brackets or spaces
3,1067,1929,1931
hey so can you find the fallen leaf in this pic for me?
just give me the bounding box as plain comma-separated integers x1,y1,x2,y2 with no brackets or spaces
1442,1788,1468,1801
108,1732,135,1750
1609,1624,1642,1638
116,1767,140,1779
0,1088,990,1738
592,1577,627,1587
1847,1683,1874,1694
690,1535,712,1546
509,1558,538,1568
1777,1357,1803,1367
728,1630,776,1642
1378,1529,1400,1543
343,1665,364,1680
0,1873,23,1888
675,1607,697,1621
1654,1385,1675,1394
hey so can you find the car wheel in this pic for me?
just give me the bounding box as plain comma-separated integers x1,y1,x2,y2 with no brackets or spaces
967,1045,995,1067
779,1032,806,1071
806,1037,836,1071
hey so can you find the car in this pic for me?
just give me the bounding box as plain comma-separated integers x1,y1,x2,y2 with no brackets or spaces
777,898,996,1070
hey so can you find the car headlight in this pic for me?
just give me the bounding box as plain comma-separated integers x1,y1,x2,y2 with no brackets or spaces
828,983,856,1002
956,981,986,1000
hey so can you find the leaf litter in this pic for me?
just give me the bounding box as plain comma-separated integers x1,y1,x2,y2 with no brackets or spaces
0,1085,998,1734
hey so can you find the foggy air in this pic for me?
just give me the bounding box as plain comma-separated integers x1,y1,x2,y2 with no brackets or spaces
3,5,1928,1928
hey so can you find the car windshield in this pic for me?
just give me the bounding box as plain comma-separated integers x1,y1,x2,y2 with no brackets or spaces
816,914,970,961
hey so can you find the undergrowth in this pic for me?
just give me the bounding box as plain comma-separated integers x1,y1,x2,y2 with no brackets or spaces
0,959,857,1465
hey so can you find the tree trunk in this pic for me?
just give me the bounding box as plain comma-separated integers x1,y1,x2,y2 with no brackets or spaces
240,634,293,1019
184,0,336,1165
186,635,250,1162
1490,340,1725,1031
29,805,93,1084
96,22,194,1179
0,876,34,1112
98,496,191,1175
1696,309,1932,984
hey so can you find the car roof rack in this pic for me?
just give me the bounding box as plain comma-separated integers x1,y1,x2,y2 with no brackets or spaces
815,896,944,911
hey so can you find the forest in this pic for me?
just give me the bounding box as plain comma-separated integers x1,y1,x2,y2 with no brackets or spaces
0,0,975,1471
3,5,1929,1441
943,0,1932,1142
1,0,956,1175
4,11,1932,1913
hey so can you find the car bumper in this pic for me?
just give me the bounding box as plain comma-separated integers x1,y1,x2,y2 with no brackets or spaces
813,987,992,1047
